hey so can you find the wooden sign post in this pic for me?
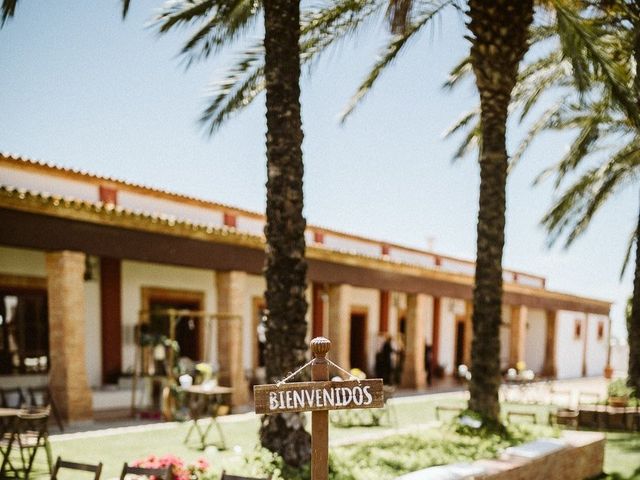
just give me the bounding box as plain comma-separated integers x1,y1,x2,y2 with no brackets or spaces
254,337,384,480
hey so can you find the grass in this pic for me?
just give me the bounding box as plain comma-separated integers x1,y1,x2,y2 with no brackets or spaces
8,393,639,479
602,432,640,479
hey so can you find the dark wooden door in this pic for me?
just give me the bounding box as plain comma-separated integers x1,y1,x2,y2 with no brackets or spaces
350,313,368,374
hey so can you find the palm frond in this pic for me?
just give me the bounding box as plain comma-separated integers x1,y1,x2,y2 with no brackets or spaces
450,121,481,162
1,0,17,27
198,0,385,135
340,0,454,123
552,0,640,129
155,0,218,32
620,225,638,280
442,107,479,139
549,100,609,187
543,140,640,247
155,0,259,68
511,99,565,170
122,0,132,19
200,43,264,135
442,56,472,91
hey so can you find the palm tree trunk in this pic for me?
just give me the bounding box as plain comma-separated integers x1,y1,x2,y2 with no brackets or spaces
628,192,640,395
258,0,311,467
467,0,533,423
626,6,640,396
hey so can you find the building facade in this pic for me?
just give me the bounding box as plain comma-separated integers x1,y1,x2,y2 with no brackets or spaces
0,153,611,421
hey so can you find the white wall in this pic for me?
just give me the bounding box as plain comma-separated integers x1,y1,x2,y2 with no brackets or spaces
236,217,265,236
525,308,547,374
350,287,380,373
323,235,381,257
84,264,102,388
0,246,46,276
118,191,224,227
586,314,609,376
0,166,99,202
388,250,437,269
120,261,216,372
556,310,586,379
438,297,465,374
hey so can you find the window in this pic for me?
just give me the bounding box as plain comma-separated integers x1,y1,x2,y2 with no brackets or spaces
0,289,48,375
574,318,582,340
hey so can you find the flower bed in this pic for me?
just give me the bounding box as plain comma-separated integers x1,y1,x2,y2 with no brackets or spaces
131,454,212,480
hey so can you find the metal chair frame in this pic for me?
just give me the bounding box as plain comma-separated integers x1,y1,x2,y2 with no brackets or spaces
0,408,53,478
120,462,172,480
220,470,271,480
27,386,64,432
51,456,103,479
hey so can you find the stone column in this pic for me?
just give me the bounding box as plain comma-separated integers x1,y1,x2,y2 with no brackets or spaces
216,271,249,406
542,310,557,377
46,251,93,422
327,284,351,369
509,305,528,368
401,293,427,389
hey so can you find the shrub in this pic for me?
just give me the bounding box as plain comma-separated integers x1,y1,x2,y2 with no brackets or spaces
234,423,556,480
608,379,634,399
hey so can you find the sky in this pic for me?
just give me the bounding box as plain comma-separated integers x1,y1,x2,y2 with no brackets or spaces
0,1,636,341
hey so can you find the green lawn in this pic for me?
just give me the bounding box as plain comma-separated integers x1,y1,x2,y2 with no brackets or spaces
602,432,640,479
10,394,639,479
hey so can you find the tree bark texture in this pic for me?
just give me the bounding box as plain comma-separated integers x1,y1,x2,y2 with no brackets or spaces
628,192,640,394
467,0,533,423
628,9,640,396
258,0,311,467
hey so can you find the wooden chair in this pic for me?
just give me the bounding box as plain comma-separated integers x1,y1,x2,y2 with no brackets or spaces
0,407,53,478
51,456,103,479
220,470,271,480
120,462,172,480
28,386,64,431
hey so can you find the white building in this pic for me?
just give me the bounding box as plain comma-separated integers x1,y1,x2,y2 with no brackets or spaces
0,153,611,421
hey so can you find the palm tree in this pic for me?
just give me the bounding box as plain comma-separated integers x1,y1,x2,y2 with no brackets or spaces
540,2,640,393
203,0,538,423
153,0,312,465
464,0,533,422
257,0,312,465
447,1,640,394
2,0,312,464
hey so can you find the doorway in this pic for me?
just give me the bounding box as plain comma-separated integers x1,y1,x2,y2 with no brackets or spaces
142,287,205,362
149,300,201,361
454,318,466,369
350,310,368,374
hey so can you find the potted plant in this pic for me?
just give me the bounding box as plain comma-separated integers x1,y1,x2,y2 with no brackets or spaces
607,379,634,407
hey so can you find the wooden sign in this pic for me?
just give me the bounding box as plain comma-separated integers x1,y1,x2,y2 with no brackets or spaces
254,379,384,414
254,336,385,480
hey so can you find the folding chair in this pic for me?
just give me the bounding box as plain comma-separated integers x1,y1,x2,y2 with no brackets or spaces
28,386,64,431
221,471,271,480
1,408,53,478
51,456,103,479
120,462,172,480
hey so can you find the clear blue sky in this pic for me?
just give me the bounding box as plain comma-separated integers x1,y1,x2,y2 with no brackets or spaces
1,1,636,341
